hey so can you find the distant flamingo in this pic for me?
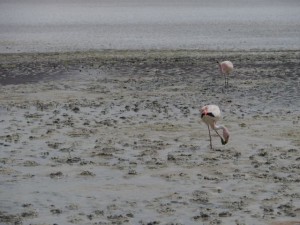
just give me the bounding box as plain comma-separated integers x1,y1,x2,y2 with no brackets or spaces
217,61,233,88
200,104,230,149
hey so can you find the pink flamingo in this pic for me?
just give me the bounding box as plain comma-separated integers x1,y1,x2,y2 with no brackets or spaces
217,61,233,88
200,105,230,149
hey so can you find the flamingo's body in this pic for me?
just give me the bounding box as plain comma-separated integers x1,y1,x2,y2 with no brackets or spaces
218,61,233,88
200,105,230,149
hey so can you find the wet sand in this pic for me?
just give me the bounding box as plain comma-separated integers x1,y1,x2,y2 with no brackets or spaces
0,50,300,224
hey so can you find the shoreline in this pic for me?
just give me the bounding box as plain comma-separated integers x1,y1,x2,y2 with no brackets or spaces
1,48,300,59
1,49,300,85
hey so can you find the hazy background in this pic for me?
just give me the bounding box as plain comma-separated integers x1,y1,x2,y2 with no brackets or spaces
0,0,300,53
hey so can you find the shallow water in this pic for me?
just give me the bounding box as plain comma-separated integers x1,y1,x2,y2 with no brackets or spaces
0,0,300,53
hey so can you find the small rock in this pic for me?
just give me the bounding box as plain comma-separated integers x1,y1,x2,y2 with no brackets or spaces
239,123,247,128
219,211,232,217
79,171,95,176
128,169,137,175
50,209,62,215
21,211,38,218
50,172,63,178
66,157,81,164
72,107,80,113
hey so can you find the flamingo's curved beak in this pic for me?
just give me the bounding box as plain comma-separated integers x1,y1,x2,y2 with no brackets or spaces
221,130,230,145
221,138,228,145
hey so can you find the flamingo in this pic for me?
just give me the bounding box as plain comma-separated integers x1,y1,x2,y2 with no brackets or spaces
217,61,233,88
200,104,230,149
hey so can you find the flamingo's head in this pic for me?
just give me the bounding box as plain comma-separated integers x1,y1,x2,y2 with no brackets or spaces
221,127,230,145
200,106,208,116
217,61,223,74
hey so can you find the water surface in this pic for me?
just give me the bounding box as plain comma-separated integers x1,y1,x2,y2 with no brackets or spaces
0,0,300,53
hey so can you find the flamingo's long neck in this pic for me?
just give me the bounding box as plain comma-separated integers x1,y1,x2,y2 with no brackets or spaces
214,124,224,130
212,124,228,144
218,62,223,74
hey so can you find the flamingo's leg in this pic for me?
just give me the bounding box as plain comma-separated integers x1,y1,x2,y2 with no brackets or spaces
207,125,213,149
224,74,229,88
227,75,229,87
226,75,228,88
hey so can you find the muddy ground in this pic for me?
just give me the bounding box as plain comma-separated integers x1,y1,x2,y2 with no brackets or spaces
0,50,299,225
